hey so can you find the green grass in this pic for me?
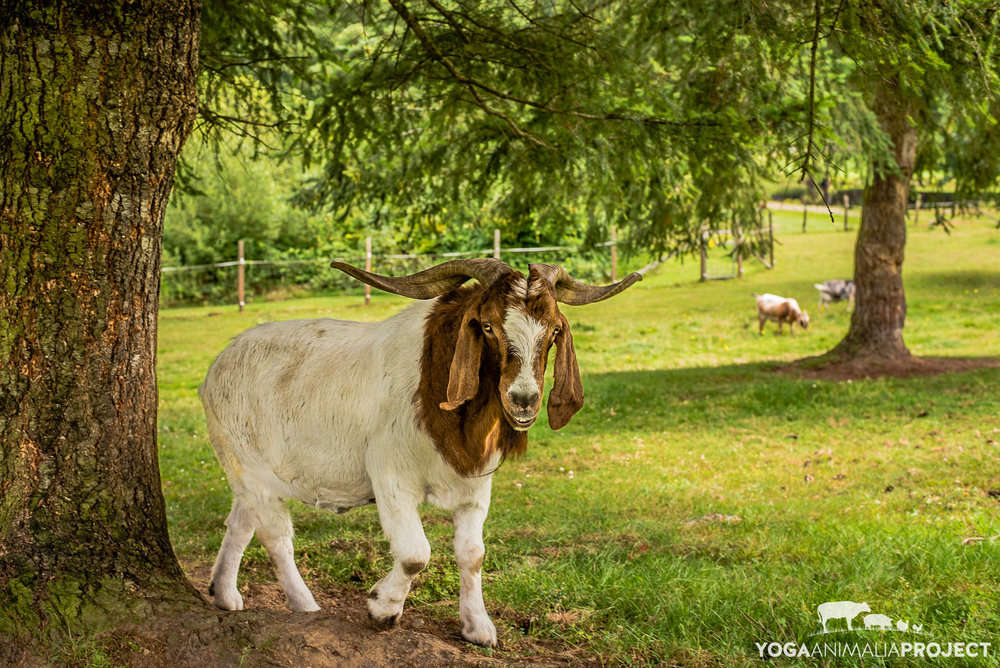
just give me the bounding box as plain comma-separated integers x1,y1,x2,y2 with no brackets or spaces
158,211,1000,666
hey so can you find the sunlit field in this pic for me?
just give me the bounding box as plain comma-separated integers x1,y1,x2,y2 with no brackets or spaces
158,211,1000,666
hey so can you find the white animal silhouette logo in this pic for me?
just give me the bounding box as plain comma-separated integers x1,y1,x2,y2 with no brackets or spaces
817,601,870,633
864,613,892,630
912,624,923,634
896,620,909,632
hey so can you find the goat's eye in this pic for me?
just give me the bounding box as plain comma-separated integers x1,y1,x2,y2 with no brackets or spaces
552,327,561,337
482,322,492,333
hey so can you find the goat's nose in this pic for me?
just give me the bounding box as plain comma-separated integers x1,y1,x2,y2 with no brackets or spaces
509,390,539,410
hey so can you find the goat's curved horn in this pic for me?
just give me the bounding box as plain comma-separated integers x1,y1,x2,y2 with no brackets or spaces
331,258,512,299
529,263,642,306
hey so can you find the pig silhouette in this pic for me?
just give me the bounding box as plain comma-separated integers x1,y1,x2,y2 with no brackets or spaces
864,614,892,630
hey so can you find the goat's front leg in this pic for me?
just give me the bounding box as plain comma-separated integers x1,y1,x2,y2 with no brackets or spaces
453,503,497,648
368,489,430,627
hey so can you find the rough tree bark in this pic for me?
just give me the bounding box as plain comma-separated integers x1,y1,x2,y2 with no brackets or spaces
0,1,202,640
829,78,917,361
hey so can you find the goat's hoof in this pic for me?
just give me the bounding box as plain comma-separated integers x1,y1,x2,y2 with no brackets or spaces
462,618,498,648
290,601,321,613
368,610,400,630
212,590,244,611
367,587,405,628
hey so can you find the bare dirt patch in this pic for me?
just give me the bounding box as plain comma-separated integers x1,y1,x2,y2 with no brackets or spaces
21,565,602,668
779,355,1000,382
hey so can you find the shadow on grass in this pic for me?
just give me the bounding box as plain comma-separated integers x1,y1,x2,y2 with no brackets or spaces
573,358,1000,430
906,268,1000,290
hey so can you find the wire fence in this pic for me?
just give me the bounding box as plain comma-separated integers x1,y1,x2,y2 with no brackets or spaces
161,229,623,309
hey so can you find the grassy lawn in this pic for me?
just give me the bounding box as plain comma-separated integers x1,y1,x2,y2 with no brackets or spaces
158,210,1000,666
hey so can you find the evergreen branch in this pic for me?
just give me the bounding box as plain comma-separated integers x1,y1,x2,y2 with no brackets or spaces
200,55,310,71
422,0,473,45
199,108,288,129
388,0,551,146
805,169,836,225
504,0,597,51
961,18,994,95
800,0,822,181
389,0,721,137
822,0,849,39
197,108,285,148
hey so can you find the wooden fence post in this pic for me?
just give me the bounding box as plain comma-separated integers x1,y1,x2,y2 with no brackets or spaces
802,205,808,233
494,229,501,259
843,194,849,231
610,225,618,282
735,226,743,278
768,210,774,268
364,236,372,306
699,228,707,282
914,192,921,227
237,239,245,313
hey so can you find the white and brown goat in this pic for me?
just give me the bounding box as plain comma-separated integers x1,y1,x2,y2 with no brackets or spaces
199,259,640,647
753,292,810,335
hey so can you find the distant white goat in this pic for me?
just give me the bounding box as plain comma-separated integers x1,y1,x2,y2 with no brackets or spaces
753,293,810,335
199,259,640,647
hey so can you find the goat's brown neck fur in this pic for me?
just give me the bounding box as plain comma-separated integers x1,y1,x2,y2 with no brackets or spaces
417,285,528,476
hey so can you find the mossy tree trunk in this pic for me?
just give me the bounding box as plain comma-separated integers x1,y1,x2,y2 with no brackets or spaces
830,78,917,361
0,1,201,640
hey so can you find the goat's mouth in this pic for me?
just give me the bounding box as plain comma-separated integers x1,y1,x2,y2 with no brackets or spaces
506,412,537,431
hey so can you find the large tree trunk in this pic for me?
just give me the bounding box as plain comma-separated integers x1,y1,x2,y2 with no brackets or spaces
0,1,201,639
830,78,917,360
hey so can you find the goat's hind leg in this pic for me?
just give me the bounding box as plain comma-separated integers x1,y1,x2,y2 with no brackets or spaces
209,497,255,611
254,495,320,612
209,494,320,613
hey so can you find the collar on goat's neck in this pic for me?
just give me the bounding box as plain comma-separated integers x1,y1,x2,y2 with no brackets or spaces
416,280,528,477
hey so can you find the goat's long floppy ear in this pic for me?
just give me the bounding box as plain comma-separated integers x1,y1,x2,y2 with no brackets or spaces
529,263,641,306
440,308,483,411
331,258,512,299
548,313,584,430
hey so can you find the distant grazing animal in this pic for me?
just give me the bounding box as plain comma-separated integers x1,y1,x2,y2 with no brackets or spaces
753,293,810,335
814,279,855,309
818,601,871,633
896,620,909,632
864,614,893,630
199,258,640,648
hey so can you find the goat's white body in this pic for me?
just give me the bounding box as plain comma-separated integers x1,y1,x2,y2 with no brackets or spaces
202,300,490,512
754,293,801,317
754,293,808,335
200,299,497,645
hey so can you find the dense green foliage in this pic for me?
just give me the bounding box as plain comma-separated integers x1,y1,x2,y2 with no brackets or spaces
164,138,617,305
184,0,999,249
167,0,1000,309
158,211,1000,665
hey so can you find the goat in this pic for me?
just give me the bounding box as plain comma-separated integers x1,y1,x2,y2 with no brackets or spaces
753,293,809,335
814,279,855,310
198,259,640,648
